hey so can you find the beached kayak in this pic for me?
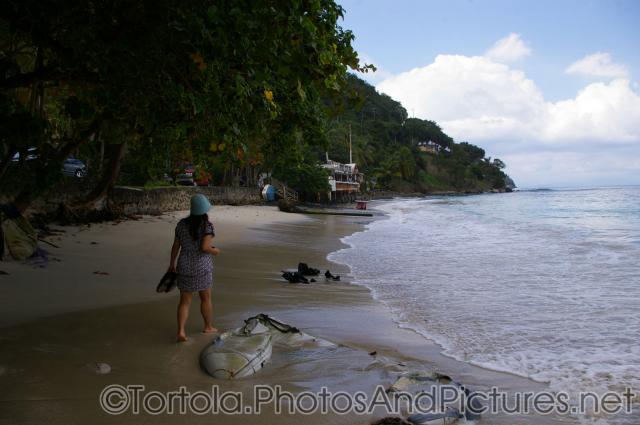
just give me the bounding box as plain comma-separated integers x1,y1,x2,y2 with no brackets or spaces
200,330,273,379
200,314,334,379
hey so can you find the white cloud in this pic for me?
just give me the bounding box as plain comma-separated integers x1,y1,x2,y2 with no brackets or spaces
484,33,531,63
354,52,394,84
376,45,640,187
566,52,629,79
544,79,640,143
378,54,546,143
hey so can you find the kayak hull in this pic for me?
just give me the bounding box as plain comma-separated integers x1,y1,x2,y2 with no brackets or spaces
200,332,273,379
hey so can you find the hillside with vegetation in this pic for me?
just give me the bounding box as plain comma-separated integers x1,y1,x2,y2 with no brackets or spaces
1,1,512,219
321,75,512,194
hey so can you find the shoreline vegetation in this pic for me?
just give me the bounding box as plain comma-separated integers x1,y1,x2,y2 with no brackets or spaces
1,2,514,223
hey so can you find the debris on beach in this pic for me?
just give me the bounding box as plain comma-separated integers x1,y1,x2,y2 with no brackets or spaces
37,238,60,248
371,418,412,425
298,262,320,276
280,264,333,284
92,362,112,375
281,271,311,284
26,248,49,268
363,353,406,373
93,271,110,275
90,241,98,245
325,269,341,281
386,371,482,424
407,410,464,425
36,226,65,250
38,227,66,236
0,271,9,275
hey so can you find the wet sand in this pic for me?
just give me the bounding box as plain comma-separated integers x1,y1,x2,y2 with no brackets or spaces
0,205,573,424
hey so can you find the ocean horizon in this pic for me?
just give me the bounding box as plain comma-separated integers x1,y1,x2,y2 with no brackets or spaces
329,186,640,423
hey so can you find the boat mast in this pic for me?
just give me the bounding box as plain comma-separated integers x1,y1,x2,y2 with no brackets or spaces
349,123,352,164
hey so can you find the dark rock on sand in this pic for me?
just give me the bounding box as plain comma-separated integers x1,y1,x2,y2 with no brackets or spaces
372,418,412,425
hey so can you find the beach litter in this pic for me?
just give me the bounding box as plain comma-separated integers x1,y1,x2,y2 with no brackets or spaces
26,247,50,268
92,362,112,375
325,269,341,281
297,262,320,276
372,418,412,425
93,271,110,275
200,314,334,379
0,270,9,275
280,264,341,284
281,271,315,284
386,371,482,425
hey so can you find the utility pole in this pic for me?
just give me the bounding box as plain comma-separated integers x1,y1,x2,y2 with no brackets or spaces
349,123,353,164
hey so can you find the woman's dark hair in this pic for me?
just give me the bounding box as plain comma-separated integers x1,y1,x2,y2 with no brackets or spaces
186,214,209,240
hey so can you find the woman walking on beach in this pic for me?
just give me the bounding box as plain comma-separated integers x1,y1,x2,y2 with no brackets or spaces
168,194,220,342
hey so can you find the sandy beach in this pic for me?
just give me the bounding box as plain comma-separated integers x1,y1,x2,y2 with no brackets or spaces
0,204,572,425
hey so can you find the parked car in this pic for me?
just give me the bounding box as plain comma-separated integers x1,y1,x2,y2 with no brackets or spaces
174,163,211,186
174,163,196,186
62,157,87,178
11,147,38,162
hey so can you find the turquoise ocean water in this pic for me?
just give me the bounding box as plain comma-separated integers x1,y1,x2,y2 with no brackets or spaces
329,187,640,420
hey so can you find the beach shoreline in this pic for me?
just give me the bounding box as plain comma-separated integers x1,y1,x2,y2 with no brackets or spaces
1,204,571,424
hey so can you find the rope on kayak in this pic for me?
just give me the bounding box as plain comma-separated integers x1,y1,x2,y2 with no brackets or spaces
241,314,300,335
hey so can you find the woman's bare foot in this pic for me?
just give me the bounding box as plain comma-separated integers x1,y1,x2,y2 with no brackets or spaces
202,326,218,334
177,333,188,342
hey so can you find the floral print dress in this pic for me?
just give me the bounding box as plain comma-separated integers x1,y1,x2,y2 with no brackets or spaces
175,218,215,292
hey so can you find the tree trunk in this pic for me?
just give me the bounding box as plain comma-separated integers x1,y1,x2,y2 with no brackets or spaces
99,135,105,173
80,142,128,210
0,144,17,183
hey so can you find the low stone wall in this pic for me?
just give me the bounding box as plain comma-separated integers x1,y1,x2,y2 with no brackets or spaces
111,186,263,215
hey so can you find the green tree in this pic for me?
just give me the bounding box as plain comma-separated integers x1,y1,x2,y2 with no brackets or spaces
322,75,512,193
1,0,371,212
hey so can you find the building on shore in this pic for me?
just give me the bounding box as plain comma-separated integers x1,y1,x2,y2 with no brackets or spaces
417,140,442,154
322,157,363,202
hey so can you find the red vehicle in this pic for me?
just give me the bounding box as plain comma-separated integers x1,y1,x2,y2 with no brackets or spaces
174,163,211,186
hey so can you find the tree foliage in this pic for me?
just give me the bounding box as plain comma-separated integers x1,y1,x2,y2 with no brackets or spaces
1,0,371,210
324,75,511,192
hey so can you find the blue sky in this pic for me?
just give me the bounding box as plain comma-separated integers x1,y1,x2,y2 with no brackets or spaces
339,0,640,187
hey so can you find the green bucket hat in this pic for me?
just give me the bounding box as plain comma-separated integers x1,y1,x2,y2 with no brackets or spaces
190,194,212,216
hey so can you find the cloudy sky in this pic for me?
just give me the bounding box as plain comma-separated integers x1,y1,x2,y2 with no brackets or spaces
340,0,640,188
